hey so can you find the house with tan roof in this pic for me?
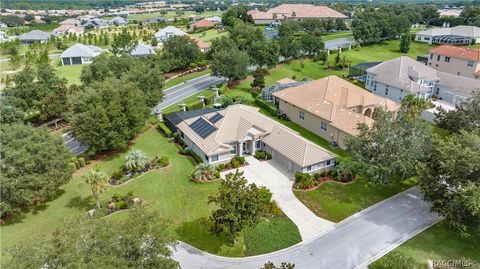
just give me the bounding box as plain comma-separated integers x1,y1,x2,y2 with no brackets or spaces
273,76,399,149
248,4,348,25
171,105,336,174
427,45,480,79
415,25,480,45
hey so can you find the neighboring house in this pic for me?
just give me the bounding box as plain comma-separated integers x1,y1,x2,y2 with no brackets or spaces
273,75,399,149
60,43,102,65
130,43,156,57
366,56,440,102
53,24,84,36
190,19,217,30
190,36,210,52
59,18,81,26
18,30,51,44
83,18,108,29
414,25,480,45
205,16,222,23
248,4,348,25
154,26,186,42
168,105,337,173
434,71,480,105
142,17,167,24
262,79,309,102
348,62,382,83
427,45,480,79
0,22,7,29
109,16,128,26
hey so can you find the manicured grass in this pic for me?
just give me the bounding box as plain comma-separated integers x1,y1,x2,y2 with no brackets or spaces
55,64,84,85
370,221,480,269
245,216,301,256
294,177,417,222
164,69,211,89
191,29,228,44
322,31,353,41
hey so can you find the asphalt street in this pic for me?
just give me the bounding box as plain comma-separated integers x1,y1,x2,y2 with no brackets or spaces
153,74,226,112
172,187,440,269
325,37,357,50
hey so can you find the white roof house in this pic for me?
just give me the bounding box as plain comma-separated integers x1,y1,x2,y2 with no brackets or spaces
205,16,222,23
130,43,156,57
18,30,51,44
0,31,8,41
154,26,186,42
415,25,480,45
60,44,102,65
109,16,128,26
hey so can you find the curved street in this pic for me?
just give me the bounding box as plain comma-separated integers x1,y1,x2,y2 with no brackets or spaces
172,187,440,269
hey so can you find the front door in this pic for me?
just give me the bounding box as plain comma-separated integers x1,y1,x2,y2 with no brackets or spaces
243,141,251,155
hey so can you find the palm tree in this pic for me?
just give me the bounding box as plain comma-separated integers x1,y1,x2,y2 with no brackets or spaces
125,149,149,172
191,163,217,182
83,166,109,209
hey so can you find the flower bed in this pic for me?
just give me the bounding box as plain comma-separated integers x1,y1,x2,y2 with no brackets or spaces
109,155,169,186
293,164,356,191
86,191,142,219
215,156,248,172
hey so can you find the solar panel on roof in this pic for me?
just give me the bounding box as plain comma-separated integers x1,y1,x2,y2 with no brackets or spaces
209,113,223,124
190,118,217,138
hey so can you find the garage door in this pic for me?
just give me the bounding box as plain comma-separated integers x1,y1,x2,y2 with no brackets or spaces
272,150,292,171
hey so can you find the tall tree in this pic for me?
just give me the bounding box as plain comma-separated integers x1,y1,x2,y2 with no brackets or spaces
162,35,201,70
6,208,180,269
399,31,411,53
83,166,108,209
0,123,72,217
435,92,480,133
421,5,439,26
418,131,480,236
210,47,249,86
0,97,24,124
68,77,148,153
207,36,237,59
278,20,300,37
123,60,165,107
278,36,302,60
111,28,138,55
229,21,264,51
299,34,324,56
247,40,279,68
208,170,265,243
80,53,112,85
346,109,431,183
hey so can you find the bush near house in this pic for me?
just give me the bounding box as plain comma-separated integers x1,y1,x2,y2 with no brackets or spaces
255,95,277,116
254,150,272,161
216,156,247,172
157,122,172,137
294,172,317,189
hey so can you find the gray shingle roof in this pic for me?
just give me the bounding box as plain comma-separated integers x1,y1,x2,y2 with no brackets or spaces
130,43,156,56
18,30,51,41
60,44,101,58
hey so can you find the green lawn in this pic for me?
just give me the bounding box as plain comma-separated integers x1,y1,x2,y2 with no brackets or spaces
164,69,211,88
370,221,480,269
191,29,228,44
55,64,84,85
294,177,417,222
2,126,301,262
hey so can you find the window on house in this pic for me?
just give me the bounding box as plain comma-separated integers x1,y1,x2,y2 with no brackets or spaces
436,88,440,95
429,54,433,59
444,56,450,62
211,155,219,162
306,165,311,171
373,82,377,91
385,86,389,95
467,60,474,67
326,160,332,166
320,121,327,132
255,140,261,149
299,111,305,120
180,131,184,138
205,155,209,161
457,72,461,76
230,145,236,154
437,55,440,61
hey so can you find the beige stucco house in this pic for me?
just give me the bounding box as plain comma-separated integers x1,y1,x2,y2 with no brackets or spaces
273,76,399,149
173,105,337,174
427,45,480,79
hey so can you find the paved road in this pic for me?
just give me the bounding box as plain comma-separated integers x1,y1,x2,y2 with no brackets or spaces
223,156,334,241
153,74,226,112
172,187,440,269
325,37,357,50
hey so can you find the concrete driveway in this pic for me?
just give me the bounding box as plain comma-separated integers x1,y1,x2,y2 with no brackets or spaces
173,187,441,269
222,156,334,241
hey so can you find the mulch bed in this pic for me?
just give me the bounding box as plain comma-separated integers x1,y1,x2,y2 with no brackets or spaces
295,176,358,192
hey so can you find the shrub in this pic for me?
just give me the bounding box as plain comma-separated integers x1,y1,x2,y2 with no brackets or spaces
191,163,217,182
231,156,245,165
111,192,121,202
115,201,128,210
214,171,220,179
218,163,225,171
333,161,356,183
112,170,125,180
157,122,172,137
269,201,283,217
231,160,240,168
158,156,169,167
78,157,86,167
294,172,316,189
255,151,266,160
184,149,203,164
68,162,77,173
255,96,277,116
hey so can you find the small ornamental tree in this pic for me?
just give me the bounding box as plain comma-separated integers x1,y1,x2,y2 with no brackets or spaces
191,163,217,182
125,149,149,172
399,31,411,53
208,170,264,243
83,166,109,209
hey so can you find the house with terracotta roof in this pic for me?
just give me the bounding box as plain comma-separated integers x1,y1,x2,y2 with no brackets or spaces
427,45,480,79
190,19,218,31
170,105,336,173
248,4,348,25
273,76,399,149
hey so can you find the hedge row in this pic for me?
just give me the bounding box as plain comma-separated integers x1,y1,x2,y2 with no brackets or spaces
157,122,172,137
255,96,277,116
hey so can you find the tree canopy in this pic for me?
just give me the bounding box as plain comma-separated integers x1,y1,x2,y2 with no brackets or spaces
210,47,250,85
435,92,480,133
0,123,72,217
111,28,138,55
162,35,202,70
6,208,180,269
68,77,148,153
418,131,480,236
